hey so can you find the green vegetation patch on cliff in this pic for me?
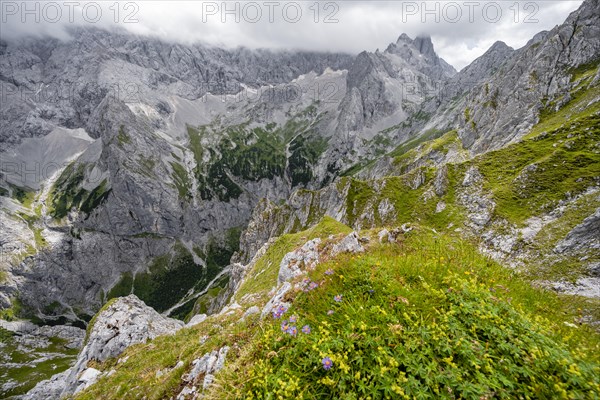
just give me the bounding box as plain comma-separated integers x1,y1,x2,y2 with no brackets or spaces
187,105,327,201
390,128,446,159
188,124,285,202
106,243,208,314
288,134,328,187
341,168,463,231
170,161,192,201
0,182,35,206
0,329,78,398
48,162,111,219
107,228,241,318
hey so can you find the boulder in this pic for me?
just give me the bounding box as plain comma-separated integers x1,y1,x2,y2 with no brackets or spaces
24,295,183,399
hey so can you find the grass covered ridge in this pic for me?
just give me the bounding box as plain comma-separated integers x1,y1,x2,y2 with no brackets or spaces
76,221,600,399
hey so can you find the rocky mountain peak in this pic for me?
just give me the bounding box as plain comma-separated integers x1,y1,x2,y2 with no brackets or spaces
488,40,512,53
413,35,436,57
526,31,550,47
385,33,456,78
388,34,436,59
396,33,413,45
567,0,598,22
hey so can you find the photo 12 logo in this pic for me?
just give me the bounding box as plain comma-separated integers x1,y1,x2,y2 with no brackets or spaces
0,161,104,187
399,1,540,24
199,81,342,105
200,1,340,24
1,1,139,24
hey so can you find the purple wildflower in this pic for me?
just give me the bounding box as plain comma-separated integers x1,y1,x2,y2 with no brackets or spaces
272,304,287,319
325,269,334,276
322,357,333,370
302,325,311,334
334,294,343,302
327,310,334,316
281,320,289,332
308,281,319,290
287,326,298,337
289,315,297,323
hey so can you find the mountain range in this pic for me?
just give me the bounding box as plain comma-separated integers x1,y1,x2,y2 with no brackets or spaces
0,0,599,398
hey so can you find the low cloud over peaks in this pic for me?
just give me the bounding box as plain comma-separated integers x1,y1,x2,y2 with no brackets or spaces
1,1,584,69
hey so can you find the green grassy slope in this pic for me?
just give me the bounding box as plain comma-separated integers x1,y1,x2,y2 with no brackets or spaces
77,221,600,400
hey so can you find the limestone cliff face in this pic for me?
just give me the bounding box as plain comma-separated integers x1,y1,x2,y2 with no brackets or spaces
336,35,456,134
405,0,600,155
0,28,355,147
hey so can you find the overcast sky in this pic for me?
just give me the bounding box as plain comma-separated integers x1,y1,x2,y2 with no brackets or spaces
1,1,584,70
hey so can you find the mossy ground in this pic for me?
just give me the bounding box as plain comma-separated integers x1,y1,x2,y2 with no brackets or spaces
75,221,600,399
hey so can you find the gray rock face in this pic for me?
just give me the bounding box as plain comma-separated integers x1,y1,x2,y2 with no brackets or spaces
178,345,230,398
186,314,208,328
390,0,600,156
1,48,350,321
457,167,496,231
24,295,183,399
243,306,260,318
337,34,455,134
23,325,85,350
278,238,321,284
444,41,515,99
261,282,292,319
537,278,600,299
330,232,365,257
78,295,183,363
0,27,354,148
235,198,291,264
433,165,449,197
387,35,456,80
0,319,38,334
0,24,355,323
74,367,102,394
555,208,600,254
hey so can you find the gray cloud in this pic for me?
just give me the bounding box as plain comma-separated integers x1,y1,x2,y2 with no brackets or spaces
0,1,584,69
